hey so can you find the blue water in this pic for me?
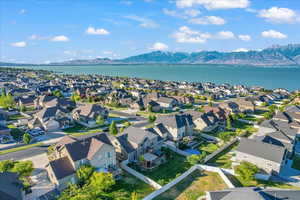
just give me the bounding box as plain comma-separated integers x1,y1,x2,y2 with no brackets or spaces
184,149,201,155
6,64,300,91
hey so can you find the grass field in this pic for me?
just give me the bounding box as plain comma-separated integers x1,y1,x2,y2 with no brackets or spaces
131,152,192,186
154,170,228,200
110,173,155,200
226,174,300,190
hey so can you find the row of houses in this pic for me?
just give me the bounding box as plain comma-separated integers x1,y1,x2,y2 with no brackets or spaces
235,105,300,175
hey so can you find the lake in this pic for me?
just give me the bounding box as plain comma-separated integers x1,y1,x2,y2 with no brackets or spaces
6,64,300,91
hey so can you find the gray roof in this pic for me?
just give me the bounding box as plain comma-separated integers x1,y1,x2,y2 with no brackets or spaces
156,114,194,129
118,127,157,146
61,133,113,162
0,172,23,200
48,156,75,180
236,138,286,164
208,187,300,200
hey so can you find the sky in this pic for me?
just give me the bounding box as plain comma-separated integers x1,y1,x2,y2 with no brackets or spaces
1,0,300,63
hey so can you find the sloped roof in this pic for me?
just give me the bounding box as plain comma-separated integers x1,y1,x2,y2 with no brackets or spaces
48,156,75,180
0,172,23,200
237,138,286,164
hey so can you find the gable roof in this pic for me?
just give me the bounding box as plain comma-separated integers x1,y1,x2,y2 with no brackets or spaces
118,127,157,146
63,133,113,162
236,138,286,164
156,114,194,129
48,156,75,180
208,187,300,200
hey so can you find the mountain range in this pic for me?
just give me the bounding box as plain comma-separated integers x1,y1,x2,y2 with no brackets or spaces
2,44,300,66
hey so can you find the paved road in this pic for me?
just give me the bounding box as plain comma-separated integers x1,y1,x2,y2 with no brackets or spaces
109,110,146,121
0,146,48,161
132,121,152,128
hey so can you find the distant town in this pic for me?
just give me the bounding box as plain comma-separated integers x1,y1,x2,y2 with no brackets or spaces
0,67,300,200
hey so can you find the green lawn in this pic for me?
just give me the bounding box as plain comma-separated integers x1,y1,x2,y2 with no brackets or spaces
153,170,228,200
130,152,192,186
8,114,25,121
228,174,300,190
206,143,237,169
110,173,154,200
292,156,300,171
0,142,44,155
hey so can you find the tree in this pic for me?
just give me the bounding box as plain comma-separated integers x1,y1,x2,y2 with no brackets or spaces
23,133,31,144
235,161,259,184
187,154,200,166
131,192,138,200
76,165,95,186
147,105,153,113
0,160,15,172
148,115,156,123
71,92,81,102
219,131,235,142
53,90,63,98
226,117,232,130
187,152,207,166
19,105,26,112
96,115,105,125
11,161,34,177
109,121,118,135
89,172,115,192
208,101,213,107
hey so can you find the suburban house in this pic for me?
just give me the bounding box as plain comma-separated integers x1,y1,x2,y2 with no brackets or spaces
202,105,228,122
218,101,240,114
28,106,72,131
0,172,25,200
233,98,256,113
206,187,300,200
18,95,36,108
258,119,298,154
155,114,195,141
156,96,178,110
185,110,219,132
72,103,108,127
116,127,164,167
235,138,287,175
46,133,119,190
34,95,75,111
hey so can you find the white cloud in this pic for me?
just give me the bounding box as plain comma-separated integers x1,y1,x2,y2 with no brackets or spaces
184,9,201,17
19,9,26,14
238,34,251,41
172,26,211,43
258,7,300,23
163,8,200,19
175,0,250,10
216,31,235,39
188,16,226,25
28,34,48,40
86,27,110,35
11,41,27,47
51,35,70,42
261,30,287,39
233,48,249,52
124,15,158,28
149,42,169,51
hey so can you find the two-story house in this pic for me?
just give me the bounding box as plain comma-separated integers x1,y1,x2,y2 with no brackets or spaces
46,133,118,190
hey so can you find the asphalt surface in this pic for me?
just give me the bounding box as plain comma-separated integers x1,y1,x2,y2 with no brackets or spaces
0,110,148,161
0,146,48,161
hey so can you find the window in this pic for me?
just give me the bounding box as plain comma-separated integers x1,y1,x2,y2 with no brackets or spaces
107,152,111,158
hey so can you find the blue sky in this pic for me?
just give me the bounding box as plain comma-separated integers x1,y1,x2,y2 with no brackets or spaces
1,0,300,63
